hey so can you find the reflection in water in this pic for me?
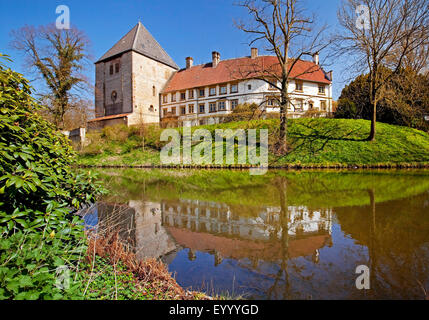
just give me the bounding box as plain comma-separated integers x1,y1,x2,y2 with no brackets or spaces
84,171,429,300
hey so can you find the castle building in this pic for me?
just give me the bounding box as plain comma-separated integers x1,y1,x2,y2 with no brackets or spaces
89,22,333,128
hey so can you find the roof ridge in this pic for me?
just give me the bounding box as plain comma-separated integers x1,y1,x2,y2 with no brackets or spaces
135,22,175,65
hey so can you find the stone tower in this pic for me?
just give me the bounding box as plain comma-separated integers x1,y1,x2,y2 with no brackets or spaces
92,22,179,128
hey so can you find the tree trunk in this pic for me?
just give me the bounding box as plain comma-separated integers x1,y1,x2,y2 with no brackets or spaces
368,99,376,141
278,88,288,154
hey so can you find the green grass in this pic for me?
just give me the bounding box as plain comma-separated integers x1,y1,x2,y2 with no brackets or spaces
77,119,429,166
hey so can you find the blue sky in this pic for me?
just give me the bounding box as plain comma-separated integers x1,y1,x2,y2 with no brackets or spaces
0,0,347,99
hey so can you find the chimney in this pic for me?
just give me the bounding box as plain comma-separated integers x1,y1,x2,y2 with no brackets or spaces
251,48,258,59
313,52,319,65
186,57,193,69
212,51,220,68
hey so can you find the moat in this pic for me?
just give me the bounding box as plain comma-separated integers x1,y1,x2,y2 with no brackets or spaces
82,169,429,299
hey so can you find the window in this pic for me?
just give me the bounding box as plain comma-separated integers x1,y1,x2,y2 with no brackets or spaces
188,104,194,114
209,102,217,112
109,65,114,75
295,99,304,111
115,63,120,73
219,85,227,95
267,97,277,106
320,100,327,111
149,105,154,112
199,88,205,97
209,87,216,96
268,81,277,90
152,86,156,97
163,109,167,116
163,95,168,103
180,106,186,115
230,99,238,110
247,84,252,90
230,83,238,93
189,89,194,99
171,93,176,102
171,107,176,115
295,81,303,92
318,85,325,95
199,104,205,113
111,91,117,102
180,92,186,101
218,101,226,111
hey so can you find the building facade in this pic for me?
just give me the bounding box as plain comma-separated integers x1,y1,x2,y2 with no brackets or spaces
89,22,178,129
90,22,333,128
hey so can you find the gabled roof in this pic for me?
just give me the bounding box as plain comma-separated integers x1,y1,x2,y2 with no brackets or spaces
96,22,179,70
162,56,331,93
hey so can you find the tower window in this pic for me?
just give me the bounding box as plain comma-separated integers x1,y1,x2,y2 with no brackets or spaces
111,91,117,102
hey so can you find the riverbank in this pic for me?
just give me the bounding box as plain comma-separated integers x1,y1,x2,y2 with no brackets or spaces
81,233,209,300
78,119,429,167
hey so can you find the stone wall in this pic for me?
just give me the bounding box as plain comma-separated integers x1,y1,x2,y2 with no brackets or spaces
127,52,176,126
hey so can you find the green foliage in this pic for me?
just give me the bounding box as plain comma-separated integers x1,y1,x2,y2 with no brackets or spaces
0,231,86,300
0,54,103,299
83,256,155,300
336,69,429,131
334,98,358,119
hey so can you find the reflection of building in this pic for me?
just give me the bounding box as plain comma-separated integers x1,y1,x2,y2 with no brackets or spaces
92,198,332,266
161,199,333,264
162,199,332,241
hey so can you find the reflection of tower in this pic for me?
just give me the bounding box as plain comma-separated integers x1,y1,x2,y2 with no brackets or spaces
130,200,178,260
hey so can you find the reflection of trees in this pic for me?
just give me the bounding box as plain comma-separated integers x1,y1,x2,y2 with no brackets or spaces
336,191,429,299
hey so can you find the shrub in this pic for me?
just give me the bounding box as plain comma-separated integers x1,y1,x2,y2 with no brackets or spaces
0,54,103,299
102,124,130,143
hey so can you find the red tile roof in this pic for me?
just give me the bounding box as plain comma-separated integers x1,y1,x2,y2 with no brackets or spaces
162,55,331,93
87,113,129,122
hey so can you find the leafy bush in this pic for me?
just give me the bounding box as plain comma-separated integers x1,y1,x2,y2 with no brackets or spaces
0,54,103,299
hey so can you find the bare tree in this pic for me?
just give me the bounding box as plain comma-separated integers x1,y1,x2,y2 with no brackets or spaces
235,0,329,153
335,0,429,141
10,24,92,129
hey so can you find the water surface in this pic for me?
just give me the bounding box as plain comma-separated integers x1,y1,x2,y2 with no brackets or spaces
83,169,429,299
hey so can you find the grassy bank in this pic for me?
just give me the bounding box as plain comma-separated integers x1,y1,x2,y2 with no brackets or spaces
78,118,429,167
82,233,208,300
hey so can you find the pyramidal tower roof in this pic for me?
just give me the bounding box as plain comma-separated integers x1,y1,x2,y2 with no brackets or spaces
96,22,179,69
